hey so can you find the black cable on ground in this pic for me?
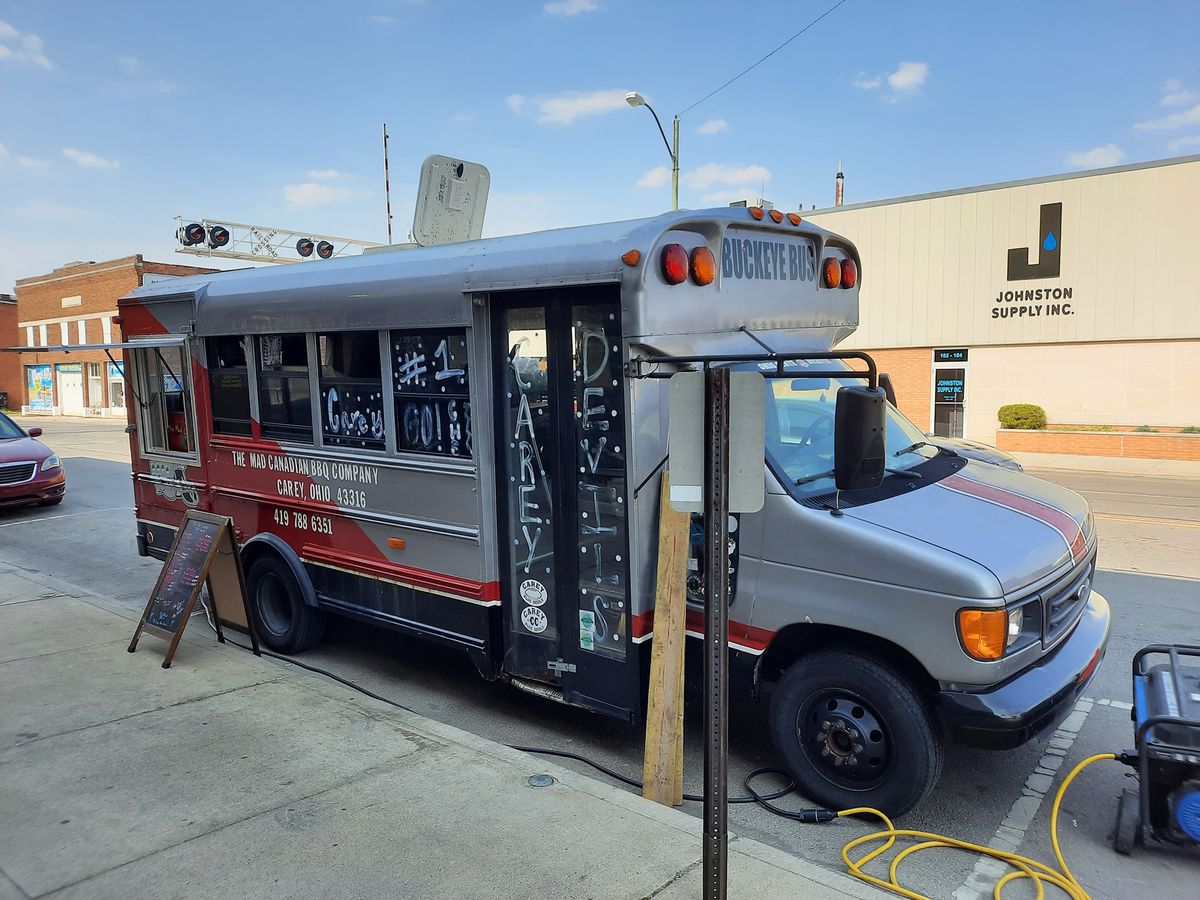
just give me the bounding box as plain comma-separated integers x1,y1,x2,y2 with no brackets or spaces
208,617,833,821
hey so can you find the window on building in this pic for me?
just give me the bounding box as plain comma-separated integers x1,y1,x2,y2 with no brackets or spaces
257,334,312,443
207,336,252,436
317,332,385,451
87,362,103,409
390,329,472,458
133,345,196,456
77,321,87,344
102,317,113,343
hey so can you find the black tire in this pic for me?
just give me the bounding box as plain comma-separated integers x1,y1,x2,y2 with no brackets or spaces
1113,788,1141,855
246,554,326,654
768,650,942,817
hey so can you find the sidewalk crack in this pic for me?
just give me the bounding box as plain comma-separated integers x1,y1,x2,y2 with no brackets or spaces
641,857,703,899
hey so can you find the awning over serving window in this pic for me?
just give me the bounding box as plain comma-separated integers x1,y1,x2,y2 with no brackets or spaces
2,336,189,353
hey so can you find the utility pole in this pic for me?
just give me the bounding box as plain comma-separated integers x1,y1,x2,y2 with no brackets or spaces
672,116,680,211
383,123,394,244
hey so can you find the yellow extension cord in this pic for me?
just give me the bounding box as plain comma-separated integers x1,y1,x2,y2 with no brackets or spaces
837,753,1117,900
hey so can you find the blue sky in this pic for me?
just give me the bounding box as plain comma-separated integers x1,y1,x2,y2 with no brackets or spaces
1,0,1198,292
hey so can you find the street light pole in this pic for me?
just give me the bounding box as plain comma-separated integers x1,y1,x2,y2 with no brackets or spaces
626,92,680,211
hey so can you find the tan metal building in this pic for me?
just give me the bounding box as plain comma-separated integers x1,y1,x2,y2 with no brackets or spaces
805,155,1200,444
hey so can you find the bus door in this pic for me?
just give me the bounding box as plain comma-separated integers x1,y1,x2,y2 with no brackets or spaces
493,286,638,721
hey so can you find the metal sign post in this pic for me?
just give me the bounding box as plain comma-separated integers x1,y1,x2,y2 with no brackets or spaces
702,364,731,900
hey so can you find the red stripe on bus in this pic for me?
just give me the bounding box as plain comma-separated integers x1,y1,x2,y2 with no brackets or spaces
941,472,1087,565
630,608,774,652
301,545,499,602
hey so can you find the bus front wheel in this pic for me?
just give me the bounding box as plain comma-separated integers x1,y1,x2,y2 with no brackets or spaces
246,555,326,654
768,650,942,817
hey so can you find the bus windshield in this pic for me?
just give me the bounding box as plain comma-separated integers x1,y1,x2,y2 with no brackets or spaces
761,361,939,491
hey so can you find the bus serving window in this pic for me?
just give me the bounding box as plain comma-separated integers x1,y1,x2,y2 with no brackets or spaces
257,334,313,444
134,345,195,456
390,329,472,458
206,336,251,436
318,331,385,452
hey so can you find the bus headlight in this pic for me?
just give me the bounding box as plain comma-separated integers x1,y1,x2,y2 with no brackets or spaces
1007,607,1023,646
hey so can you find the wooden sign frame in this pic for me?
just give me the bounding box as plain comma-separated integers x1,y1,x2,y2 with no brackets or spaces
128,510,261,668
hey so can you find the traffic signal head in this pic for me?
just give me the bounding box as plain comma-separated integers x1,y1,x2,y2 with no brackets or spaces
296,238,315,257
180,222,205,246
316,240,334,259
207,225,230,249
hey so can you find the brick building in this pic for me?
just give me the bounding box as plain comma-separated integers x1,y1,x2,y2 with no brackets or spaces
0,294,17,410
15,256,217,416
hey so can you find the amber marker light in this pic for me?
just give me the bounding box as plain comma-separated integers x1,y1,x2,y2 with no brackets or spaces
661,243,689,284
748,206,765,220
822,257,841,288
621,249,641,266
690,246,716,285
840,259,858,289
387,537,406,549
957,609,1007,661
787,212,802,225
768,209,784,223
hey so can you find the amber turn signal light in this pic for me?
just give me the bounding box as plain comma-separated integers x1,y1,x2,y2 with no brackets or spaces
822,257,841,288
787,212,802,225
621,249,641,266
748,206,765,220
957,609,1007,661
690,246,716,285
768,209,784,223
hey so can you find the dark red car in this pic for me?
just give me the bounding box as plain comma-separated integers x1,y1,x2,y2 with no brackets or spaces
0,412,66,509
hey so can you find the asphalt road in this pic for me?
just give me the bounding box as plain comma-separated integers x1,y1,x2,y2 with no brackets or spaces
3,418,1198,898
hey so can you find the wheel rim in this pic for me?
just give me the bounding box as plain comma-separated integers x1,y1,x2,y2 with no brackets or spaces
256,571,292,636
796,689,893,792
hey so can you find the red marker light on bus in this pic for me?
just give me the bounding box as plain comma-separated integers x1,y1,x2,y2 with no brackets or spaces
661,243,689,284
690,246,716,285
840,258,858,289
822,257,841,288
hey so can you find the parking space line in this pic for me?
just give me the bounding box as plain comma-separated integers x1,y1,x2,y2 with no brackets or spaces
0,506,131,528
953,698,1093,900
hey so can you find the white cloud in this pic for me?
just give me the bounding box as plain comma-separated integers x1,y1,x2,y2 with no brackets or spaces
283,182,355,207
307,169,347,180
1162,79,1198,108
697,119,728,135
369,15,396,25
1167,134,1200,153
851,73,882,90
684,162,771,190
0,142,6,158
17,155,52,170
63,147,119,169
1066,144,1125,168
118,55,140,75
888,61,928,92
451,112,475,124
544,0,600,15
636,166,671,188
0,19,54,69
506,88,629,125
1134,102,1200,130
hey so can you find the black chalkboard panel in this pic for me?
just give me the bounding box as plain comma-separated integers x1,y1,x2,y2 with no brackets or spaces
147,518,219,631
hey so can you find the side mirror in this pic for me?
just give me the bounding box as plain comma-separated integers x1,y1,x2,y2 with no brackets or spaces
878,372,898,407
27,427,43,438
834,386,886,491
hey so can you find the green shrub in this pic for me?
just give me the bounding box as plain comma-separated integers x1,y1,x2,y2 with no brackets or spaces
998,403,1047,430
1132,425,1159,433
1181,426,1200,434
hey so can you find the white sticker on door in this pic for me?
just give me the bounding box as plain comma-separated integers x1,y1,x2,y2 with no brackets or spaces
521,606,548,634
520,579,548,607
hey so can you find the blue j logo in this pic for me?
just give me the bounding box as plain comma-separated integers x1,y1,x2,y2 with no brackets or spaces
1043,231,1057,252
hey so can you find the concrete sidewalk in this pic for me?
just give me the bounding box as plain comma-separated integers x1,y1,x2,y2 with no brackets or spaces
0,563,880,900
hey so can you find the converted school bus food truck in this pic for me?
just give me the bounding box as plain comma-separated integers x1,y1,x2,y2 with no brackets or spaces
114,207,1109,815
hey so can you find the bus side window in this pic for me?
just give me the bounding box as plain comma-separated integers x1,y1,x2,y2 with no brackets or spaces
133,345,196,456
317,331,386,452
206,336,252,436
257,334,313,444
390,329,471,458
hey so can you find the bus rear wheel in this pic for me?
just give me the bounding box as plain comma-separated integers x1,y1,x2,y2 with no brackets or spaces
768,650,942,817
246,555,326,654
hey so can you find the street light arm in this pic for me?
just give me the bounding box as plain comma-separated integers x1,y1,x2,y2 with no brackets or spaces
641,101,676,164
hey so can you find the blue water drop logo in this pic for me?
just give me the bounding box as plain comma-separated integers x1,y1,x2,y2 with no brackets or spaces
1043,231,1058,252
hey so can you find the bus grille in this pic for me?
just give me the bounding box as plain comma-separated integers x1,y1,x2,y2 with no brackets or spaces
0,463,36,485
1044,562,1094,646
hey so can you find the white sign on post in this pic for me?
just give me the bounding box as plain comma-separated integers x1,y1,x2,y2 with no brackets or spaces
667,370,765,513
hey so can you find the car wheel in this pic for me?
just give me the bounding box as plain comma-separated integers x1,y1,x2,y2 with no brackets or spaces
246,554,326,654
769,650,942,817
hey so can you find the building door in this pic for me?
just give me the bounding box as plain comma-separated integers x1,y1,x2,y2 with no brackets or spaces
492,286,638,721
87,363,104,410
108,362,126,411
932,366,966,438
57,364,84,416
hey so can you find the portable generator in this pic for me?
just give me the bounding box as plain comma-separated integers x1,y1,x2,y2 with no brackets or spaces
1113,644,1200,854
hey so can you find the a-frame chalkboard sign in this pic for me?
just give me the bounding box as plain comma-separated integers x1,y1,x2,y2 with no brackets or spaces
128,510,261,668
